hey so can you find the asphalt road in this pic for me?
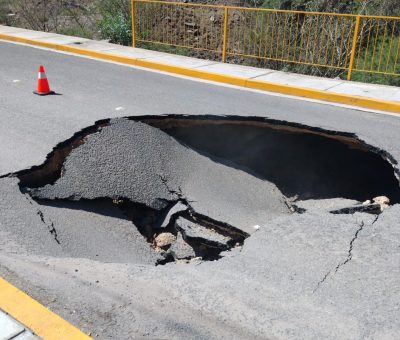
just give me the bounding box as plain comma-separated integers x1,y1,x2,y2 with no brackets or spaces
1,40,400,176
1,40,400,339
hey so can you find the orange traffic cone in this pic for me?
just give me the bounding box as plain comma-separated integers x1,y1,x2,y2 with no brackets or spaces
34,65,54,96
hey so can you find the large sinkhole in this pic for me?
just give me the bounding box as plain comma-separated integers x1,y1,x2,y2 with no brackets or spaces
13,115,400,265
145,117,400,202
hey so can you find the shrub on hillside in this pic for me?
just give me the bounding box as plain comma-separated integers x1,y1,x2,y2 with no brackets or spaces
96,0,132,45
98,12,132,46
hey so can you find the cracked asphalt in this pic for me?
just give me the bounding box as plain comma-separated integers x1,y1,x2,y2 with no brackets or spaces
1,40,400,339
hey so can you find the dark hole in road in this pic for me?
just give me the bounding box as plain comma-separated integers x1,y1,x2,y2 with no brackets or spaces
14,115,400,265
143,117,400,203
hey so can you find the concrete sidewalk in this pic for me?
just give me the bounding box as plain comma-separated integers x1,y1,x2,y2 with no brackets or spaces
1,24,399,113
0,309,39,340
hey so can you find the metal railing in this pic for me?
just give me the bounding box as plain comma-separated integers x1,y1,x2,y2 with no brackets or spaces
131,0,400,81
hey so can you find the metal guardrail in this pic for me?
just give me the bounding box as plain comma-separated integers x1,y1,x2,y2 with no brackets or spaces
131,0,400,80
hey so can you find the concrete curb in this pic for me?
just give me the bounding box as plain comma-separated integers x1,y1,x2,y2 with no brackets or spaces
0,277,91,339
0,32,399,114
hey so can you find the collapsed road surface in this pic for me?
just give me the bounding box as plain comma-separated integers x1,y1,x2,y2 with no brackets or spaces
15,117,291,263
2,114,400,339
1,40,400,339
5,115,400,264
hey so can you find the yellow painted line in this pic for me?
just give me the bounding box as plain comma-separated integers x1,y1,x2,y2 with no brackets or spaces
0,32,399,114
0,277,91,339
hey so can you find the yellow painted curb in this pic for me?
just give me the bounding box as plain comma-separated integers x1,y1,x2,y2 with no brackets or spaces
0,277,91,340
0,32,399,114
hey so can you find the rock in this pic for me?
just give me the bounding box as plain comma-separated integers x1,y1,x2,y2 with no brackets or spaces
373,196,390,211
154,232,176,248
175,217,232,248
373,196,390,205
168,233,195,260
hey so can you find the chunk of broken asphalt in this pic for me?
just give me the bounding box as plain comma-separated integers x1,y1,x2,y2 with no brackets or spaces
157,201,188,229
175,216,232,248
168,233,196,260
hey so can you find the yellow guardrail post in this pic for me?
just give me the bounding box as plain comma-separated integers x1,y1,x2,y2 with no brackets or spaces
347,15,361,81
131,0,136,48
222,7,229,62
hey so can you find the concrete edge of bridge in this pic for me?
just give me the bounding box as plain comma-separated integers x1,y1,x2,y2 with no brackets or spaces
0,26,399,115
0,277,92,339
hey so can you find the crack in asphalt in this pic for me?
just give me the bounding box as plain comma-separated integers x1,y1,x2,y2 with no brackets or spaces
36,210,61,245
25,195,61,245
371,213,380,225
313,214,382,293
158,174,196,206
332,220,365,275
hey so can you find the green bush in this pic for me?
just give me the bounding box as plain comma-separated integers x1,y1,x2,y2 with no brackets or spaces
96,0,132,46
98,13,132,46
